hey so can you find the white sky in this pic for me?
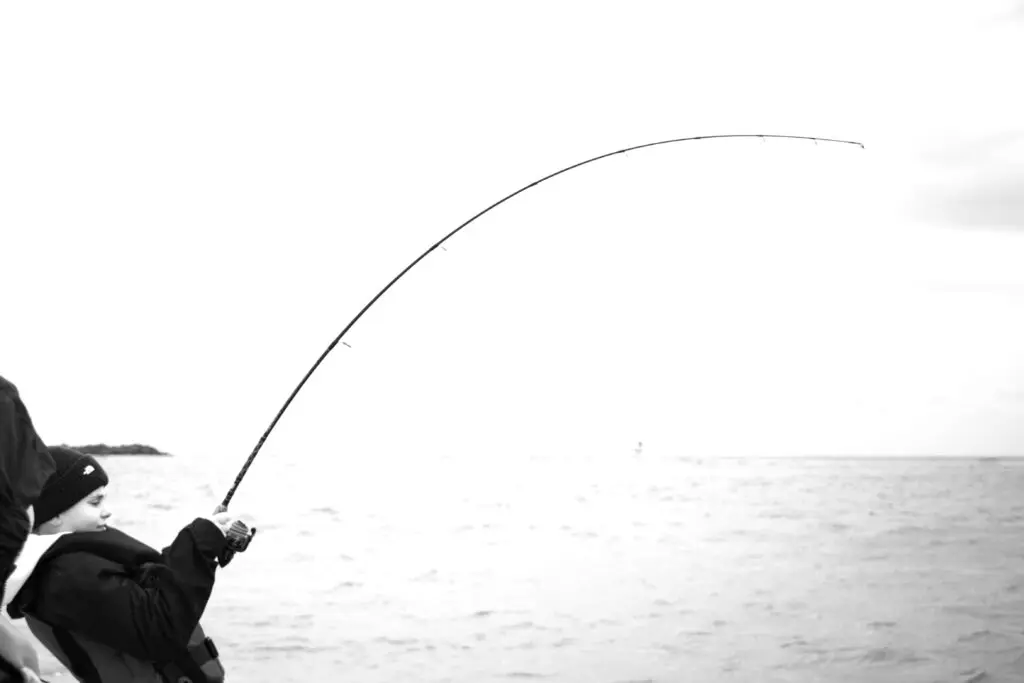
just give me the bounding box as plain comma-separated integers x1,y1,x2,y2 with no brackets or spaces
2,1,1024,472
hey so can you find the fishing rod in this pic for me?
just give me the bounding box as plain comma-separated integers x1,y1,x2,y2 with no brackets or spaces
218,132,863,510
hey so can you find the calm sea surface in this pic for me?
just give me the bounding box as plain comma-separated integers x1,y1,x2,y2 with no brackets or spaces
15,453,1024,682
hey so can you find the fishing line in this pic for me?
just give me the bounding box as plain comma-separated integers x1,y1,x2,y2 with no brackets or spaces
218,132,864,509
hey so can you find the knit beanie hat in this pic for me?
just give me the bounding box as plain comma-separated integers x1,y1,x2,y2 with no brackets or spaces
33,447,109,527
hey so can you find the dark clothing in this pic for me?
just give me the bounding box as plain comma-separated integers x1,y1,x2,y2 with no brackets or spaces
9,520,227,682
0,376,55,601
0,373,56,683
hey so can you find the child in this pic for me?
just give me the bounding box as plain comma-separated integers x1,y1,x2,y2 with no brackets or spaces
6,447,249,683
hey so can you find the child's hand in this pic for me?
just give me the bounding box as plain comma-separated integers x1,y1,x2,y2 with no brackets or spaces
204,511,249,537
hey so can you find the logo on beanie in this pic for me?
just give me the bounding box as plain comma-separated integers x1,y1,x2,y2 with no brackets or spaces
83,465,95,476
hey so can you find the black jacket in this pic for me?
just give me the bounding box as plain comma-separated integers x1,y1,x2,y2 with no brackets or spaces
9,519,227,669
0,376,55,600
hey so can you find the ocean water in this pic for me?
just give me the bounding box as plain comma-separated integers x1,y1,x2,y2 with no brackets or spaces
14,453,1024,682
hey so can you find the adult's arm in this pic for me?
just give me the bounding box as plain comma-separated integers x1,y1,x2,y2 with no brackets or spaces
0,376,54,655
0,377,55,602
0,377,54,511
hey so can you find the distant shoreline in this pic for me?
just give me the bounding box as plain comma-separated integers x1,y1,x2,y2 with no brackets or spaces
59,443,170,457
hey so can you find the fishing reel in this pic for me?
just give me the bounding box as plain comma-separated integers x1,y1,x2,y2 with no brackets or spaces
213,507,257,567
226,519,256,553
219,519,256,567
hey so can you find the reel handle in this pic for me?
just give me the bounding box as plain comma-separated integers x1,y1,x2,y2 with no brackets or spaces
211,505,256,567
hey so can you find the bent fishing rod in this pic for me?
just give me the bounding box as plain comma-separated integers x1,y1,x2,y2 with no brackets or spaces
218,132,863,510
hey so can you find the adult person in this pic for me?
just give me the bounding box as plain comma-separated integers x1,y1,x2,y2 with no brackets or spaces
1,376,56,683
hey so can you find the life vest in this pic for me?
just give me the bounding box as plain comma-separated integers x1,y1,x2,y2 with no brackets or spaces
24,616,221,683
8,530,225,683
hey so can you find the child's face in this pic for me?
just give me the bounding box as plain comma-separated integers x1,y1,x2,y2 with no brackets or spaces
60,486,112,532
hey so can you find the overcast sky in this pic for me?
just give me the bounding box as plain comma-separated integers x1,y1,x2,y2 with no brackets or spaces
2,1,1023,474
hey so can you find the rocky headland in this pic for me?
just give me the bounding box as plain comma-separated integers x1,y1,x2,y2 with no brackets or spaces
60,443,170,456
